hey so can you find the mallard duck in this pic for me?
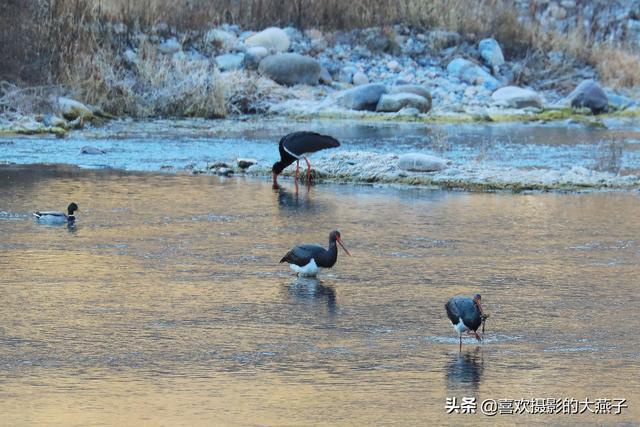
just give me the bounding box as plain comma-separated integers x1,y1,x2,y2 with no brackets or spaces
33,202,79,225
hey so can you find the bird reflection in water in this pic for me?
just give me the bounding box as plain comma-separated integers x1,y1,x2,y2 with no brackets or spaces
445,347,484,390
275,183,315,211
285,277,337,315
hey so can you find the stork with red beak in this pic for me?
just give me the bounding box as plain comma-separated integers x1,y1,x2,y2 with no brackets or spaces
280,230,351,277
445,294,488,350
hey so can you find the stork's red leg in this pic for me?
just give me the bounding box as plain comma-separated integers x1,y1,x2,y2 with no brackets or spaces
304,157,312,182
295,160,300,181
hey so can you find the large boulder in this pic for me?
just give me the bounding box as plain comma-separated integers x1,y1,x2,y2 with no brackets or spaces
245,27,290,52
376,93,431,113
352,71,369,86
447,58,500,91
569,80,609,114
243,46,269,70
215,53,244,71
57,97,93,121
337,83,387,111
258,53,321,86
398,153,449,172
491,86,543,109
478,38,505,72
389,84,432,102
425,30,462,50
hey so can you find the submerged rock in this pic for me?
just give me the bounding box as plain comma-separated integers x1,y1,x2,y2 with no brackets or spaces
245,27,290,52
398,153,449,172
491,86,543,109
337,83,387,111
258,53,321,86
237,158,257,169
569,80,609,114
377,93,431,113
80,146,106,155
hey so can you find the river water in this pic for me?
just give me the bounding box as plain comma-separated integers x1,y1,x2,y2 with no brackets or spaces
1,165,638,425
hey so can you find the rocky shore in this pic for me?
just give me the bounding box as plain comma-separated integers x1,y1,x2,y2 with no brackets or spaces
2,21,640,137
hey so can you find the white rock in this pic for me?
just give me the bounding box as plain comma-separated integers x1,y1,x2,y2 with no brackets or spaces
216,53,244,71
352,71,369,86
398,153,449,172
491,86,543,109
245,27,290,52
205,29,238,50
387,60,401,72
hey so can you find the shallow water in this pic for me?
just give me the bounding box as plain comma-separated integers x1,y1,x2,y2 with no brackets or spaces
1,165,639,426
2,118,640,175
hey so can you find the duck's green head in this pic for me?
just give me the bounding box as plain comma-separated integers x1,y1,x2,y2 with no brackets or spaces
67,202,79,215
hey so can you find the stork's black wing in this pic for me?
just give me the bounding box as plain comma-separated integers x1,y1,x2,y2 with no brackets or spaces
280,244,326,266
445,297,482,331
281,132,340,157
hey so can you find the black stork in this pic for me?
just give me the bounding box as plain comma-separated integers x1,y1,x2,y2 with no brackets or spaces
280,230,351,277
33,202,79,225
445,294,488,350
271,131,341,189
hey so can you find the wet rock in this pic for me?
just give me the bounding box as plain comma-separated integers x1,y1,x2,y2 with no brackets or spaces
377,93,431,113
216,167,234,176
605,91,636,111
337,83,387,111
216,53,244,71
446,58,500,91
210,161,231,169
398,153,449,172
237,158,257,169
258,53,321,86
57,97,93,121
352,71,369,86
158,38,181,54
245,27,290,52
491,86,543,109
243,46,269,70
569,80,609,114
478,38,505,72
80,146,106,155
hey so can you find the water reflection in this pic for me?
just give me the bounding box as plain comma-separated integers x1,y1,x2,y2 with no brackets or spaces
275,183,319,212
284,277,338,315
445,347,484,391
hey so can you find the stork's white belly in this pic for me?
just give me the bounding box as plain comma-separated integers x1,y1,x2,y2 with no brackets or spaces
290,259,319,277
453,318,470,335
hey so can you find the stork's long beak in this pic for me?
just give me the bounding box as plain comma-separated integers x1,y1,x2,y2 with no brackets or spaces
476,300,484,316
337,237,351,256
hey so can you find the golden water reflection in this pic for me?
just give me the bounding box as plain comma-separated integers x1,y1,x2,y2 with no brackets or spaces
1,165,639,425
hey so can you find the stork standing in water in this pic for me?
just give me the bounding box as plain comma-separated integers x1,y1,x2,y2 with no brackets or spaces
280,230,351,277
445,294,488,350
271,132,341,189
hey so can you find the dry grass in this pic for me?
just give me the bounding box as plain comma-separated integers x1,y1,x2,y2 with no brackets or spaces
223,70,292,114
65,40,227,117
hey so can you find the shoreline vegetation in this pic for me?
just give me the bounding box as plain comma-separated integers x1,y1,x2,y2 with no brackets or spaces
0,0,639,129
